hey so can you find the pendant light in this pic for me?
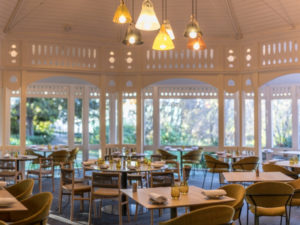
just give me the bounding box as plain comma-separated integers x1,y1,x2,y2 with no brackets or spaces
184,0,201,39
135,0,160,31
123,0,143,45
113,0,132,24
187,32,206,50
164,20,175,40
152,0,174,50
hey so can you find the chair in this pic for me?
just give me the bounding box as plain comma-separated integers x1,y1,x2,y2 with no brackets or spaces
67,147,80,166
203,154,230,189
5,179,34,201
151,154,162,162
157,149,177,161
287,178,300,219
0,159,23,183
0,221,7,225
150,171,175,187
245,182,294,225
88,172,130,225
159,205,235,225
183,165,191,181
25,149,43,159
58,167,91,221
232,156,259,171
262,164,298,179
182,149,202,172
48,150,70,168
5,192,53,225
165,160,181,182
27,157,55,192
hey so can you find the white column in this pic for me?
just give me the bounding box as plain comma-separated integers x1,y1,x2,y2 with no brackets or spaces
100,77,106,158
265,87,272,148
68,86,75,149
153,86,159,152
82,86,89,160
218,74,224,150
291,85,298,150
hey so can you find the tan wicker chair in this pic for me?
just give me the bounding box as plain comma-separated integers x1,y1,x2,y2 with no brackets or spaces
245,182,294,225
157,149,177,161
88,172,129,225
263,163,298,179
159,205,235,225
5,179,34,201
0,159,23,183
232,156,259,171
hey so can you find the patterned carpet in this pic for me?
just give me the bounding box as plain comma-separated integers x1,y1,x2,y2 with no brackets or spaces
36,170,300,225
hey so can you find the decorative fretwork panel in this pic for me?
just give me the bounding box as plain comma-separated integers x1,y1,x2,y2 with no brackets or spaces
122,92,137,99
25,42,99,70
260,40,299,68
89,87,100,98
158,86,218,99
74,86,84,97
271,86,291,98
225,48,238,69
142,87,153,98
145,48,217,71
27,84,69,97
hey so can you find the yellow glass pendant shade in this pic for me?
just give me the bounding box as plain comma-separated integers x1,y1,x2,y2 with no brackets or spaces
187,34,207,50
113,0,132,24
136,0,160,31
164,20,175,40
152,24,175,51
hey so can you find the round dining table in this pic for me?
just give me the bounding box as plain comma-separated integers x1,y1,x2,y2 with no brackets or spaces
29,146,71,157
87,161,168,215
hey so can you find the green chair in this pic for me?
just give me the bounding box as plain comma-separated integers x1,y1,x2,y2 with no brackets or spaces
5,179,34,201
246,182,294,225
6,192,53,225
159,205,234,225
262,163,298,179
157,149,177,161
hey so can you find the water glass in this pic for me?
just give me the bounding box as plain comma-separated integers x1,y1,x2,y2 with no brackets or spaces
171,186,180,200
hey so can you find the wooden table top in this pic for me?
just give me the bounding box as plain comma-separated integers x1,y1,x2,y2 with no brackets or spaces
0,155,37,161
223,171,294,183
277,151,300,155
89,163,168,173
0,188,27,212
276,160,300,168
121,186,234,209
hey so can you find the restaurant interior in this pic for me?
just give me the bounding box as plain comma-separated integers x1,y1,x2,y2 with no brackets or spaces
0,0,300,224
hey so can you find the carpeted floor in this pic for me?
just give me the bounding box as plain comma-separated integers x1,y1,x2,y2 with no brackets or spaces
34,170,300,225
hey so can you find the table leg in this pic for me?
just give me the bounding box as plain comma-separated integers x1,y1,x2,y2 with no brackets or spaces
170,207,177,218
150,209,153,225
121,172,128,215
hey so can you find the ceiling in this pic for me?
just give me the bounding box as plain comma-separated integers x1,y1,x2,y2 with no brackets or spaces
0,0,299,43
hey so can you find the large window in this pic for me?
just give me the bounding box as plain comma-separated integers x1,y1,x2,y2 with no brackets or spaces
26,98,68,145
144,99,154,145
159,98,218,146
74,98,83,144
88,98,100,145
243,94,254,147
122,93,137,144
261,99,266,148
10,97,20,145
271,99,292,147
224,92,237,146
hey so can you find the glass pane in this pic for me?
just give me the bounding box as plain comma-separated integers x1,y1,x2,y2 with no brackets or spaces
159,98,218,146
261,99,266,148
244,99,254,147
122,98,137,144
106,98,110,143
106,95,118,144
26,98,68,145
144,99,153,145
89,98,100,144
10,97,20,145
272,99,292,147
89,149,101,159
224,98,235,146
74,98,82,144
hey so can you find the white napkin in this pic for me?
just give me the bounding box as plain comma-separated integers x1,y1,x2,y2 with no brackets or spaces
100,164,109,169
83,160,97,166
202,189,227,198
0,197,15,207
4,153,10,158
149,193,167,204
268,159,279,164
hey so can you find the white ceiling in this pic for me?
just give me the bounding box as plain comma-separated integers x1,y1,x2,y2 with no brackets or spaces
0,0,299,42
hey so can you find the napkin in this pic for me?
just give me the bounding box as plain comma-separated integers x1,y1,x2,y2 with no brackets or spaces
83,160,97,166
3,153,10,158
100,164,109,169
0,197,15,207
268,159,279,164
149,193,167,204
202,189,227,199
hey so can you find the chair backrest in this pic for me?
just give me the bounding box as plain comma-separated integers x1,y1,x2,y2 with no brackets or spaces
151,154,162,162
204,155,229,169
68,147,79,162
159,205,234,225
232,156,259,171
246,182,294,208
151,171,174,187
262,163,298,179
157,149,177,160
288,178,300,200
49,150,69,163
166,160,180,182
10,192,53,225
182,149,202,161
183,165,191,181
0,159,18,171
5,179,34,201
60,167,74,186
219,184,245,220
91,172,121,189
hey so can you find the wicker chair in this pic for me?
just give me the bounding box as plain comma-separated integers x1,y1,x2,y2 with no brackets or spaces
263,163,298,179
203,154,230,189
5,179,34,201
159,205,235,225
182,149,202,172
88,172,130,225
157,149,177,161
232,156,259,171
245,182,294,225
165,160,181,182
0,159,23,183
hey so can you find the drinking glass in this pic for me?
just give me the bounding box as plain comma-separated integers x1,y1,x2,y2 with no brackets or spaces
171,186,180,200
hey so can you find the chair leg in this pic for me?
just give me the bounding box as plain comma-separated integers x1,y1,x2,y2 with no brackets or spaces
88,196,93,225
210,172,215,189
126,196,130,222
80,193,84,211
135,203,139,221
39,175,42,192
58,189,62,214
70,194,74,221
246,204,249,225
202,169,207,188
280,216,282,225
118,195,122,225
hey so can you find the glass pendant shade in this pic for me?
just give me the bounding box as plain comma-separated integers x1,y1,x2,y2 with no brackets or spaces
184,15,200,39
152,24,175,51
187,33,207,50
164,20,175,40
135,0,160,31
113,0,132,24
122,23,144,45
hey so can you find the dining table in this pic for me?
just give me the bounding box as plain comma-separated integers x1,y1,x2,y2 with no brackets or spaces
166,147,195,174
121,185,234,225
0,187,27,212
29,145,71,157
